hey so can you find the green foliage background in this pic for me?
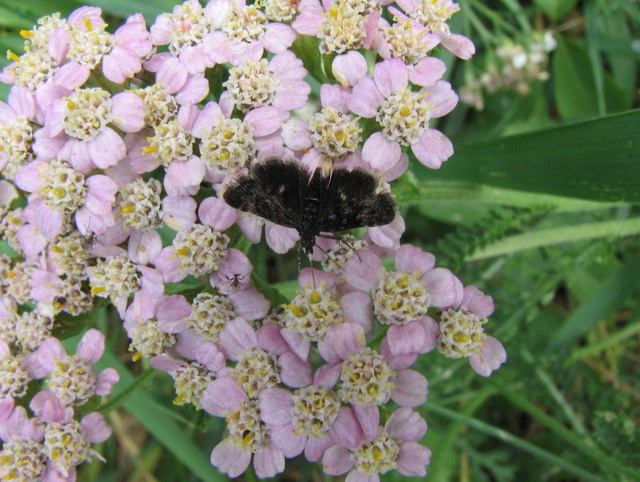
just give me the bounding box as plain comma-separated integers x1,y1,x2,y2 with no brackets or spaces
1,0,638,480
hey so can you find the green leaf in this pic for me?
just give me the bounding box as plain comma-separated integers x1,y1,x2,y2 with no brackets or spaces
468,217,640,260
553,35,630,119
417,109,640,203
532,0,579,22
0,5,37,29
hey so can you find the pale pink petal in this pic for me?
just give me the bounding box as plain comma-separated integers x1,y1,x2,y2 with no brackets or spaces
255,323,289,356
343,249,383,292
103,46,142,84
340,291,374,332
88,129,126,169
279,351,313,388
281,118,313,150
322,444,353,476
175,73,209,104
80,412,112,443
128,230,163,265
417,316,440,354
228,288,270,321
395,244,435,273
263,23,297,53
319,323,366,363
245,105,288,136
162,195,198,232
156,295,191,333
218,318,258,360
362,132,401,171
201,377,247,417
292,8,324,35
305,432,334,462
164,156,206,197
396,441,431,477
386,322,425,357
8,85,36,119
385,407,426,442
110,91,145,132
53,62,90,90
391,369,428,407
273,79,311,111
157,56,188,94
258,387,294,425
34,202,63,240
373,58,408,97
270,423,306,458
332,51,367,87
462,285,494,318
352,404,379,439
76,329,105,364
366,215,404,252
469,337,507,377
329,407,364,449
277,328,309,361
412,128,453,169
423,268,463,309
408,57,446,87
253,444,285,478
265,224,299,253
210,440,252,478
198,196,237,232
437,31,476,60
424,80,458,118
95,368,120,396
84,175,118,215
348,76,384,118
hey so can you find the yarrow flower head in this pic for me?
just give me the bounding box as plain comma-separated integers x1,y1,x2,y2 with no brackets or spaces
348,58,459,171
0,0,509,480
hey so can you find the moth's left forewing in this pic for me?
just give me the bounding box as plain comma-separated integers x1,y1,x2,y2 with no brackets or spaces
222,159,309,229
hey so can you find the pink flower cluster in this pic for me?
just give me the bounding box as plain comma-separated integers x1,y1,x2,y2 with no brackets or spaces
0,1,505,480
0,330,117,480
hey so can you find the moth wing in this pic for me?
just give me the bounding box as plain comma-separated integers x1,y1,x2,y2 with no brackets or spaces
222,160,309,229
318,168,396,232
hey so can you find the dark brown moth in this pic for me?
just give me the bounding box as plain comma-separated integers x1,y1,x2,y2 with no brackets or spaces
222,159,396,255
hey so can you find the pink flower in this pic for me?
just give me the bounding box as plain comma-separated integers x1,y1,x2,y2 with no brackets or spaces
29,330,119,405
343,245,464,338
149,0,229,75
0,85,37,174
30,389,113,478
201,365,289,478
258,367,343,462
348,58,458,170
35,90,144,173
323,406,431,480
221,50,310,115
211,0,297,61
391,0,476,59
431,285,507,376
318,323,428,408
102,14,153,84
